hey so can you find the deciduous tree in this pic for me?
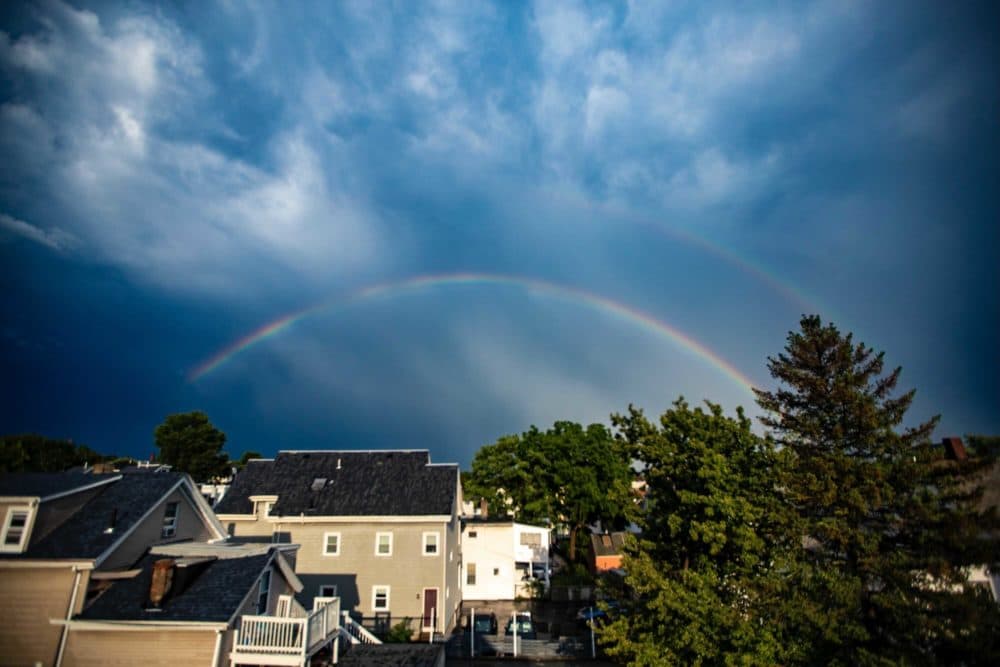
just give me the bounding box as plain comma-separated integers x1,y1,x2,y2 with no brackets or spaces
153,411,229,482
600,399,794,666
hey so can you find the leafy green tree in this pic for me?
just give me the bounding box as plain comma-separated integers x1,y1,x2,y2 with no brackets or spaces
0,434,108,472
600,399,794,666
754,315,1000,665
237,450,263,468
467,421,634,561
153,412,229,482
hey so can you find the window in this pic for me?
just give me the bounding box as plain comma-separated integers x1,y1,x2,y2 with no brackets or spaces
466,563,476,586
468,530,477,538
375,532,392,556
423,532,439,556
372,585,390,611
520,532,541,546
323,532,341,556
1,508,30,552
161,502,179,538
265,502,274,516
493,567,499,576
319,584,338,598
257,569,271,615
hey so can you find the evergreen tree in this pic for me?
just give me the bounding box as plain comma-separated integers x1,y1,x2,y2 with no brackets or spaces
600,399,795,666
754,315,1000,665
153,411,230,482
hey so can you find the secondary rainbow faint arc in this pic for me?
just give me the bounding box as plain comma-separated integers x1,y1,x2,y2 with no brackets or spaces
188,273,759,394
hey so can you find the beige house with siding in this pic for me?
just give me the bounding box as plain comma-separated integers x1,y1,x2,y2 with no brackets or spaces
58,542,338,667
0,470,227,667
214,450,462,638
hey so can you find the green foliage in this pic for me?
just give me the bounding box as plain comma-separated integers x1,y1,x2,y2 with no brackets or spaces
384,618,413,643
153,411,229,482
466,421,634,561
600,399,792,666
237,450,263,467
0,434,109,472
754,315,1000,665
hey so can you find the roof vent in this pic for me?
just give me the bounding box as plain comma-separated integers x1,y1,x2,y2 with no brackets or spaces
311,478,327,491
103,508,118,534
336,458,342,470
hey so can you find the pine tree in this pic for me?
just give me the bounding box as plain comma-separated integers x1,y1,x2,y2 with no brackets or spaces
755,315,1000,665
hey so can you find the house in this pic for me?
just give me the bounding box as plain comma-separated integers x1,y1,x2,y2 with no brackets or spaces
214,450,462,637
461,519,550,600
58,542,340,667
0,469,227,667
590,532,627,573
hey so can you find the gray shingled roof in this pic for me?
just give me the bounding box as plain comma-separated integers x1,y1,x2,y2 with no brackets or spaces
0,472,119,499
1,472,187,560
80,551,271,622
214,451,457,516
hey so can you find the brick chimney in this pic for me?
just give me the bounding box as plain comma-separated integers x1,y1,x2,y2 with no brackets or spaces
942,437,968,462
148,559,175,608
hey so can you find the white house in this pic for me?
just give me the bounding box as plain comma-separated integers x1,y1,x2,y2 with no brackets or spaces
461,520,550,601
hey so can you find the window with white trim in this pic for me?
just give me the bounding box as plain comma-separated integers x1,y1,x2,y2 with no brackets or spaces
520,532,541,546
375,532,392,556
422,532,439,556
372,585,390,611
319,584,338,598
466,562,476,586
323,532,341,556
1,507,31,552
161,502,179,538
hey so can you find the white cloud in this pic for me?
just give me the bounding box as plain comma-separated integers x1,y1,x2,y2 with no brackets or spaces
0,1,383,295
0,213,78,251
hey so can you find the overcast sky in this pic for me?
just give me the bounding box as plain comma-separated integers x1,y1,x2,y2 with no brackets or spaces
1,0,997,466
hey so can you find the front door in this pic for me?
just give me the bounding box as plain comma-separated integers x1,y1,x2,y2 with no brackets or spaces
422,588,438,631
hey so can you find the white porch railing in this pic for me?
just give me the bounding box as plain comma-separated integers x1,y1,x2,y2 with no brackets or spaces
339,612,382,645
232,597,340,666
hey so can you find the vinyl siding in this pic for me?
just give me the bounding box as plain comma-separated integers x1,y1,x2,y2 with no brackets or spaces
0,565,90,667
230,518,455,627
63,629,217,667
101,487,215,570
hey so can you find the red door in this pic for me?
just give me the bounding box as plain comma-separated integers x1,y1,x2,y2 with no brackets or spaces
422,588,438,630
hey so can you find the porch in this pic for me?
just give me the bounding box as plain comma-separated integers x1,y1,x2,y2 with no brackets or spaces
230,597,341,666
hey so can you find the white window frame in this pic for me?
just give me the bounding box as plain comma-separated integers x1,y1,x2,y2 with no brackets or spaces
375,531,392,556
319,584,338,598
161,501,179,539
372,585,390,611
466,562,476,586
0,506,32,553
422,531,440,557
323,532,341,556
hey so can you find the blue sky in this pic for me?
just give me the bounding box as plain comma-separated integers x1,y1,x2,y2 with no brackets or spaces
1,0,997,466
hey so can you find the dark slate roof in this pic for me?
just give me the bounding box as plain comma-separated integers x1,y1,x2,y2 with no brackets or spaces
336,644,444,667
0,472,119,499
11,472,187,560
214,451,457,516
591,532,627,558
80,551,270,622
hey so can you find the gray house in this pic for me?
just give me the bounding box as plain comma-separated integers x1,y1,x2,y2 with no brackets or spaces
214,450,463,637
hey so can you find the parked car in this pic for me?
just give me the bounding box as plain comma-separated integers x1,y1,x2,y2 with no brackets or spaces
504,612,537,639
576,600,621,624
466,611,498,635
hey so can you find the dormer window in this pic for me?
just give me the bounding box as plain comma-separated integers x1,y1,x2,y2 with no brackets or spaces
1,507,31,552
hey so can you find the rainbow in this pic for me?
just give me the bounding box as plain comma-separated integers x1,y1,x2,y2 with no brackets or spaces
188,273,759,394
543,187,824,315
